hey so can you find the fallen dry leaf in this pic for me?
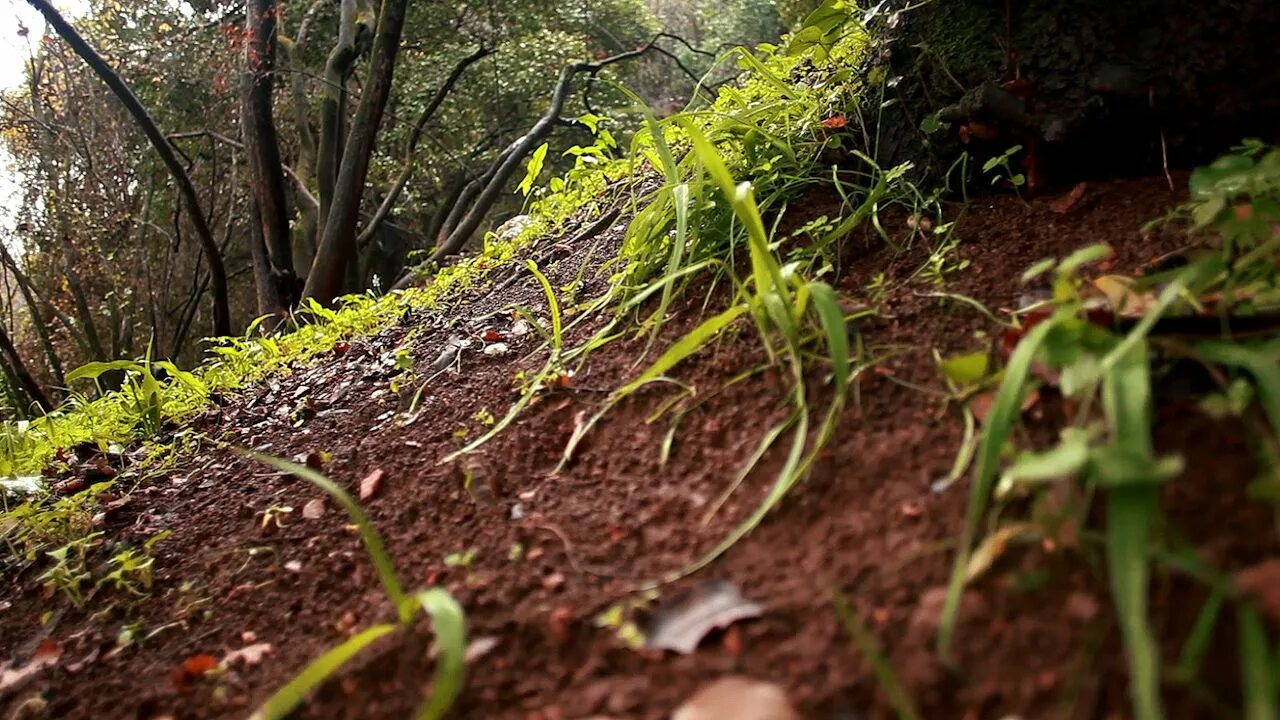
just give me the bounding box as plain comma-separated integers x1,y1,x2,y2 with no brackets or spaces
1091,275,1157,317
672,676,800,720
1049,181,1088,214
0,639,62,693
171,653,218,692
820,114,846,130
1235,559,1280,622
359,469,384,501
464,636,501,664
646,580,764,654
301,498,325,519
221,642,272,669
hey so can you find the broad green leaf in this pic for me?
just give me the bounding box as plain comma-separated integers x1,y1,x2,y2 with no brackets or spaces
411,589,467,720
999,428,1091,487
517,143,549,196
939,352,989,388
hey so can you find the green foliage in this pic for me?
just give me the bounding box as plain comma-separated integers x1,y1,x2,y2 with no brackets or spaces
939,144,1280,718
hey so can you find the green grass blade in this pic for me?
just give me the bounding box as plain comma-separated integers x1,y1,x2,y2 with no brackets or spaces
1196,340,1280,432
412,588,468,720
938,317,1056,658
525,260,562,351
809,281,850,392
1106,487,1162,720
248,454,409,621
615,304,747,399
249,623,397,720
1102,341,1163,720
1174,588,1224,681
1240,603,1278,720
833,591,922,720
644,183,692,355
654,408,809,588
677,119,788,307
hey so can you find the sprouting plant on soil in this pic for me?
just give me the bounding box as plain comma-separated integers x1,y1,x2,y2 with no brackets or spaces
259,503,294,530
982,144,1026,195
247,454,466,720
444,549,475,568
96,530,170,597
38,531,104,606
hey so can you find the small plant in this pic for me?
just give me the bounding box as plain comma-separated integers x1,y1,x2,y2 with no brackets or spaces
248,455,465,720
38,532,103,606
260,503,294,530
982,144,1026,193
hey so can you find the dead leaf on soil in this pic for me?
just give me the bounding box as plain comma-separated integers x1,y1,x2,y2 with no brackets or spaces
1049,182,1088,214
301,498,326,519
969,388,1040,426
646,580,764,655
359,469,385,500
221,642,273,669
965,523,1040,582
0,639,62,693
464,636,501,664
672,676,800,720
1091,275,1157,317
171,653,218,692
1234,559,1280,622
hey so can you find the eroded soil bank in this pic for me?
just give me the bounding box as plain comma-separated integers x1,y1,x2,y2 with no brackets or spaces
3,176,1260,720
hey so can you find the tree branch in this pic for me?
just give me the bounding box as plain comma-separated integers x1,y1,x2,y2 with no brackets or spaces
356,45,493,248
26,0,231,336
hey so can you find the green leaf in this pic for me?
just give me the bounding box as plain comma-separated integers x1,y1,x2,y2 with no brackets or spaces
939,315,1056,658
517,143,549,197
809,282,850,393
1000,428,1091,486
411,589,467,720
939,352,989,388
616,305,748,399
249,624,397,720
66,360,146,384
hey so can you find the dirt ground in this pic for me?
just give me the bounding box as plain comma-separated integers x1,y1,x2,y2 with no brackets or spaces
2,174,1265,720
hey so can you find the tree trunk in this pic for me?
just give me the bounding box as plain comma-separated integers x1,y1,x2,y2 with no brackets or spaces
0,243,63,387
303,0,410,305
25,0,232,337
316,0,372,223
0,321,51,413
242,0,298,315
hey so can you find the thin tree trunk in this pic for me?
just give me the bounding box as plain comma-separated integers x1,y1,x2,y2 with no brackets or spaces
0,242,64,387
25,0,232,337
316,0,372,222
0,321,51,413
303,0,409,305
355,46,493,248
242,0,298,315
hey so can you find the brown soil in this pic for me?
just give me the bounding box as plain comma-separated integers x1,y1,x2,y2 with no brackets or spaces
1,175,1266,720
